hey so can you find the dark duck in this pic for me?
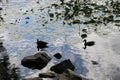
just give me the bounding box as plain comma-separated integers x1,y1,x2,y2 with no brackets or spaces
83,39,95,49
36,39,48,51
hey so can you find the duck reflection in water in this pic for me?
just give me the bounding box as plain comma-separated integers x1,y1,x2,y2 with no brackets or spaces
83,39,95,49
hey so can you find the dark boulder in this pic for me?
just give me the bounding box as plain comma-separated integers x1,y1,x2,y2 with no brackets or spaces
54,53,62,59
23,77,43,80
21,52,51,70
50,59,75,74
39,72,56,78
58,69,82,80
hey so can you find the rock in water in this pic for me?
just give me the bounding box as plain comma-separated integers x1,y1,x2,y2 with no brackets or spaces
50,59,75,74
58,69,82,80
54,53,62,59
91,60,98,65
39,72,56,78
23,77,43,80
21,52,51,70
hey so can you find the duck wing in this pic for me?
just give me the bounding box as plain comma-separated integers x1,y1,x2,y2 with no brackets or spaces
39,41,48,44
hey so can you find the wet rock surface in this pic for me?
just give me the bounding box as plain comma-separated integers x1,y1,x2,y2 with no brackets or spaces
39,72,56,78
21,52,51,70
50,59,75,74
23,77,43,80
58,69,82,80
54,53,62,59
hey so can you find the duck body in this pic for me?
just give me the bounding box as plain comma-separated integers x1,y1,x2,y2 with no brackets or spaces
36,39,48,51
85,41,95,46
83,39,95,49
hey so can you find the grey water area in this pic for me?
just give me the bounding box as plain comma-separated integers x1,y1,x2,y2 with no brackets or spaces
0,0,120,80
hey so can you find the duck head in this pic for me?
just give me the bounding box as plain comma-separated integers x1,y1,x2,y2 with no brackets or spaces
83,39,87,43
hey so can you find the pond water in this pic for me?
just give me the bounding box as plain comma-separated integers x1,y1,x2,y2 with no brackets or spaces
0,0,120,80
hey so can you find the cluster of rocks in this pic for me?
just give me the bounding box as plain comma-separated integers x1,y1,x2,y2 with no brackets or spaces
21,51,83,80
21,40,85,80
